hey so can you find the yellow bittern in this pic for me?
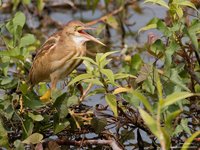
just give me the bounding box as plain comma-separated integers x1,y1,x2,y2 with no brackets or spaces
29,20,105,102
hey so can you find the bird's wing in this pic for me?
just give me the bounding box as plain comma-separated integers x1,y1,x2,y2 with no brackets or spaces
29,32,61,84
35,32,61,59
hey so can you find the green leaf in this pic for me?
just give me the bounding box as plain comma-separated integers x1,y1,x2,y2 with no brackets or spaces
23,117,34,138
22,133,43,144
56,94,79,119
186,20,200,50
14,140,25,150
0,119,9,148
54,119,70,134
157,20,171,36
181,119,191,135
162,92,194,109
173,125,183,135
0,77,12,85
19,34,36,48
114,73,136,80
68,73,94,86
78,56,97,65
83,60,94,73
13,11,26,27
131,90,153,113
105,94,118,117
150,39,165,54
181,131,200,150
139,23,157,33
161,127,171,150
164,41,180,69
66,95,79,107
83,79,103,86
142,76,155,94
175,0,198,10
91,118,107,134
28,112,44,121
155,70,163,101
106,16,118,29
138,108,159,137
36,0,45,13
165,110,182,133
130,54,142,74
100,69,115,84
170,69,190,91
22,0,31,5
23,91,44,110
99,51,119,63
144,0,169,9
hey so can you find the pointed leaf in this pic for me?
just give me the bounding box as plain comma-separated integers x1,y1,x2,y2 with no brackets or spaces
162,92,194,108
181,131,200,150
105,94,118,117
78,56,97,65
144,0,169,9
99,51,119,63
138,108,159,137
100,69,115,84
131,90,153,113
83,79,103,86
113,87,131,94
68,74,94,86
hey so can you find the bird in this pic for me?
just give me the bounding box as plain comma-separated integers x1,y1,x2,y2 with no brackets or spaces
29,20,105,102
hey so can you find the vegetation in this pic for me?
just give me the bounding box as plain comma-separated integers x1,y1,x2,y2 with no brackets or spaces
0,0,199,149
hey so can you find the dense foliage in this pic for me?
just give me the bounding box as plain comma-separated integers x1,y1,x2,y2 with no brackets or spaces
0,0,199,149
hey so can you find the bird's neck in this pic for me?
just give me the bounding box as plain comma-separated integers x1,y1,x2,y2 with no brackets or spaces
71,35,89,46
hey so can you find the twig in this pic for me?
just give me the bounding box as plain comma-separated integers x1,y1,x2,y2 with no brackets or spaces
184,66,200,85
79,83,93,102
86,6,124,26
56,138,123,150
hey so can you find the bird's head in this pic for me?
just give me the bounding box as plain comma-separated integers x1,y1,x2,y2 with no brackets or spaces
63,20,105,46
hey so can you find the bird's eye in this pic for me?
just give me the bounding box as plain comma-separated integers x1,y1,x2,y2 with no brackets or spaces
75,26,81,31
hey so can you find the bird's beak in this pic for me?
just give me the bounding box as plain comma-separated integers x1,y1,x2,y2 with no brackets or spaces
79,27,106,46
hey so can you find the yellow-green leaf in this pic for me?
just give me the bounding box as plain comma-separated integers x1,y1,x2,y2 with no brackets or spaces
106,16,118,29
139,23,157,33
181,131,200,150
113,87,131,94
68,74,94,86
22,133,43,144
28,112,44,122
100,69,115,84
105,94,118,117
138,108,159,137
162,92,195,109
144,0,169,9
131,90,153,113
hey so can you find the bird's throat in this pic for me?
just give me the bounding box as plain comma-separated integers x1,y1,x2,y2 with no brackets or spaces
72,35,89,45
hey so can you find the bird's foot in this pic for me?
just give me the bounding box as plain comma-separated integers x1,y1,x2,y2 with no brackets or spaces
40,89,51,102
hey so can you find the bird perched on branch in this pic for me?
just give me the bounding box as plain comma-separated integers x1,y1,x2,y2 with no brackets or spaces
29,20,105,102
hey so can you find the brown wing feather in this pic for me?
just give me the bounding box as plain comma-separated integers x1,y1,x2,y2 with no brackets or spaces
29,33,60,85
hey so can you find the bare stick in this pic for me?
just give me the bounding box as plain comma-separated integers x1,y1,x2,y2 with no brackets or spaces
80,83,93,102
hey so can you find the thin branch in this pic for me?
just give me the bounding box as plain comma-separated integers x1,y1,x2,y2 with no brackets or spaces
80,83,93,102
56,138,123,150
86,0,136,26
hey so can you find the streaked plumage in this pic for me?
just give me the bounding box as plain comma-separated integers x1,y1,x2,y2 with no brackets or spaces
29,20,105,101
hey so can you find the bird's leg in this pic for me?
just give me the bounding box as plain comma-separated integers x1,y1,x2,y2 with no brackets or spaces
40,76,58,102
